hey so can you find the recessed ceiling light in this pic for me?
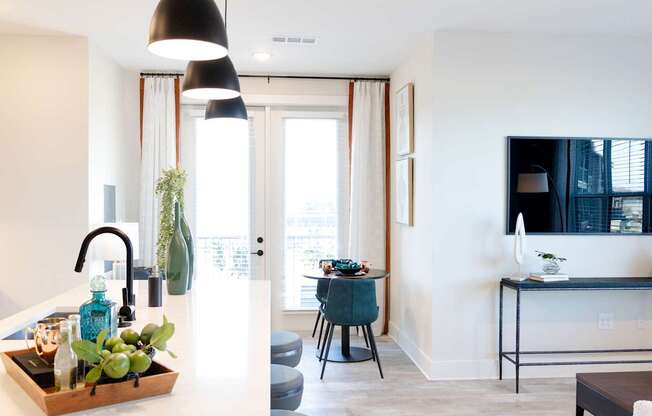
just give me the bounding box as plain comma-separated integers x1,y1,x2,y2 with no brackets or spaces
252,52,272,62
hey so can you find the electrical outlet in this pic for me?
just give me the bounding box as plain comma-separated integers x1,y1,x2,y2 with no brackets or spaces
638,319,648,330
598,313,614,330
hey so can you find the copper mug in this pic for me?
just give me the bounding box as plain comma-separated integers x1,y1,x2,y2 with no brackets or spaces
25,317,66,364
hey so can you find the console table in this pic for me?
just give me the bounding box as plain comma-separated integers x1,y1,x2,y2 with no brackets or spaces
499,277,652,393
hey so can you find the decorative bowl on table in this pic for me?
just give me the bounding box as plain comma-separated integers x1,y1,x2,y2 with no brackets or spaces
336,262,363,275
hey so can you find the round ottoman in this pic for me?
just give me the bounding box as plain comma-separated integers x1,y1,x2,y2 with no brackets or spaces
271,410,308,416
271,364,304,411
271,330,303,368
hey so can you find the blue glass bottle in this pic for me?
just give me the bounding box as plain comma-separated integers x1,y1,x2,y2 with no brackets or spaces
79,275,117,341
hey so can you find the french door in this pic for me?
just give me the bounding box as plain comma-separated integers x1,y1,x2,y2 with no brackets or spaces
182,104,348,331
180,106,266,280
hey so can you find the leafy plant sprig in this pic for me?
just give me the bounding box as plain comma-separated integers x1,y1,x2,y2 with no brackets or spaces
535,251,567,262
72,315,177,384
155,168,187,270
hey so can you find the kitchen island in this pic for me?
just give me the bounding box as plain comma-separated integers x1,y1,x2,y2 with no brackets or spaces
0,279,270,415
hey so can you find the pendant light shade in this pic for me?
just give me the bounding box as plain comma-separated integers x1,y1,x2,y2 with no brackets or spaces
205,96,248,121
182,56,241,100
148,0,229,61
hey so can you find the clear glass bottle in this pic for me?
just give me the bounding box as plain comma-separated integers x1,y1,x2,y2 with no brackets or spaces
80,275,117,341
68,314,85,383
54,320,78,392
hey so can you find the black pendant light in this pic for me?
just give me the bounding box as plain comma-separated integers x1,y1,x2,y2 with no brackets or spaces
182,55,241,100
205,96,248,121
148,0,228,61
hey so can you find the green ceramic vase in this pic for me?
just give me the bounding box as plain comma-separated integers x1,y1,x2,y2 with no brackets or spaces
166,202,189,295
179,208,194,291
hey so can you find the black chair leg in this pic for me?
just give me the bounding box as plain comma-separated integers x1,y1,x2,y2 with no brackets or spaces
319,322,331,362
320,323,335,380
312,309,321,337
361,325,371,350
366,324,383,379
316,313,325,350
361,326,374,360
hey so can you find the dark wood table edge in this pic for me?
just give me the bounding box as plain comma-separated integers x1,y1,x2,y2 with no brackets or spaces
576,372,646,416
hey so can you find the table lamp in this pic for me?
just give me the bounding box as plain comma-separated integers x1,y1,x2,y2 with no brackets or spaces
92,223,140,280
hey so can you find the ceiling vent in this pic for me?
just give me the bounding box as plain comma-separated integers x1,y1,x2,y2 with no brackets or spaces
272,35,317,45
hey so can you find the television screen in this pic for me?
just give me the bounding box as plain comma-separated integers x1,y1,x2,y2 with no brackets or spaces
507,136,651,234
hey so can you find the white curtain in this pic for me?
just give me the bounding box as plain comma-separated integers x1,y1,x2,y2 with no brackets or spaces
139,77,177,267
349,81,386,335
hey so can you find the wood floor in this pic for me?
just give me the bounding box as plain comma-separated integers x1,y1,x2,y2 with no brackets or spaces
294,331,582,416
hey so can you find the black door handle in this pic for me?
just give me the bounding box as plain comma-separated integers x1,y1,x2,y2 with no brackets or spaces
257,237,264,243
250,250,264,256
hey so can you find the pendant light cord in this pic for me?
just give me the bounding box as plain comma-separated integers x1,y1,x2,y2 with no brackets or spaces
224,0,228,29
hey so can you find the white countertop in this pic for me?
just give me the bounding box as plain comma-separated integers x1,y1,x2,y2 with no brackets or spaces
0,279,270,415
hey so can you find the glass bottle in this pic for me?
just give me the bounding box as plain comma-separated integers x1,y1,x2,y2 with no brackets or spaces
80,275,117,341
54,320,78,392
68,314,85,383
166,202,189,295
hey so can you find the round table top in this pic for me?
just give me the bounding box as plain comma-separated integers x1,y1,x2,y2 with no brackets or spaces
303,268,389,280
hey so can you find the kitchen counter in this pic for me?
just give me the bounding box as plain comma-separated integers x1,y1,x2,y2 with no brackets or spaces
0,279,270,415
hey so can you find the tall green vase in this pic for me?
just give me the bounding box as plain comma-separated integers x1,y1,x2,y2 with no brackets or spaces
166,202,189,295
179,208,194,291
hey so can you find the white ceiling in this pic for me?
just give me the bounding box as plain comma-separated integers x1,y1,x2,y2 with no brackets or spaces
2,0,652,76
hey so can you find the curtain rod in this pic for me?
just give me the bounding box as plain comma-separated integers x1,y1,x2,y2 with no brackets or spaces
139,72,389,82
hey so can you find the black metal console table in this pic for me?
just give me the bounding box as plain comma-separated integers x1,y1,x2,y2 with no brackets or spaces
499,277,652,393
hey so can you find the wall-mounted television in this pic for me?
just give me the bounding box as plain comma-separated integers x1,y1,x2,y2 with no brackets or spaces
507,136,652,234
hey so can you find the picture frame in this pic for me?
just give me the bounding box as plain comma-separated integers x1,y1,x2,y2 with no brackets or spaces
396,82,414,155
395,158,413,225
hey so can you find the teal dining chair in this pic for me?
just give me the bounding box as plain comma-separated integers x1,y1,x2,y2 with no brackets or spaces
319,278,383,379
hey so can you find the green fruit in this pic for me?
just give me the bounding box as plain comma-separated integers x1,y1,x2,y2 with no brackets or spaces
100,349,111,359
129,350,152,374
112,343,136,354
103,353,130,379
120,329,140,346
139,323,159,345
105,336,124,350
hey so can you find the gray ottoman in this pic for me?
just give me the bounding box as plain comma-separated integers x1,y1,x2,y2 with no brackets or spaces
271,330,303,368
271,364,304,411
271,410,307,416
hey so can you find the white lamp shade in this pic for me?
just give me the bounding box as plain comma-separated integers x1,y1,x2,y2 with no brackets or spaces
91,223,140,261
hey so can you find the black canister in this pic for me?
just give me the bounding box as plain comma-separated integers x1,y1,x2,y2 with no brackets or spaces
148,266,163,307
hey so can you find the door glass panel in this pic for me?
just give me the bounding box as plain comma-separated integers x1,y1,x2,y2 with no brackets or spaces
195,118,254,279
283,118,341,309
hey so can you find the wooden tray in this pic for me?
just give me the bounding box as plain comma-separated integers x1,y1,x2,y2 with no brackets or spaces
1,348,179,415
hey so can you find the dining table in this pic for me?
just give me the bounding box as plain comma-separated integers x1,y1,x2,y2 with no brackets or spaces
303,268,389,363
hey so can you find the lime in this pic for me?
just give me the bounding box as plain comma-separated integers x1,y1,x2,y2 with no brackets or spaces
112,343,136,354
105,336,124,350
103,353,130,379
100,349,112,360
139,323,159,345
128,350,152,374
120,329,140,346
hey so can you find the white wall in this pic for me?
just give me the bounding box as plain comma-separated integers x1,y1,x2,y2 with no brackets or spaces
0,35,90,318
389,36,435,375
87,45,141,273
391,31,652,380
0,36,140,319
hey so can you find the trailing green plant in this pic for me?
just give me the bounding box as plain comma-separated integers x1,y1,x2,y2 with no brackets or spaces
535,251,567,263
155,168,187,270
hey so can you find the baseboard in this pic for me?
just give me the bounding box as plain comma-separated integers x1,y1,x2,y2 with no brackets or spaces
388,321,434,380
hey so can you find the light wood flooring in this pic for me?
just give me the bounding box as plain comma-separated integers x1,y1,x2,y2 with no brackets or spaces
294,331,583,416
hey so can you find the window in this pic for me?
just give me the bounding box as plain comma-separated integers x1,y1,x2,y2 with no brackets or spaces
283,116,348,310
572,139,648,233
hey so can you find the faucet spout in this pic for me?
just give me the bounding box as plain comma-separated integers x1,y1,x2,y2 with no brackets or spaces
74,226,136,320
